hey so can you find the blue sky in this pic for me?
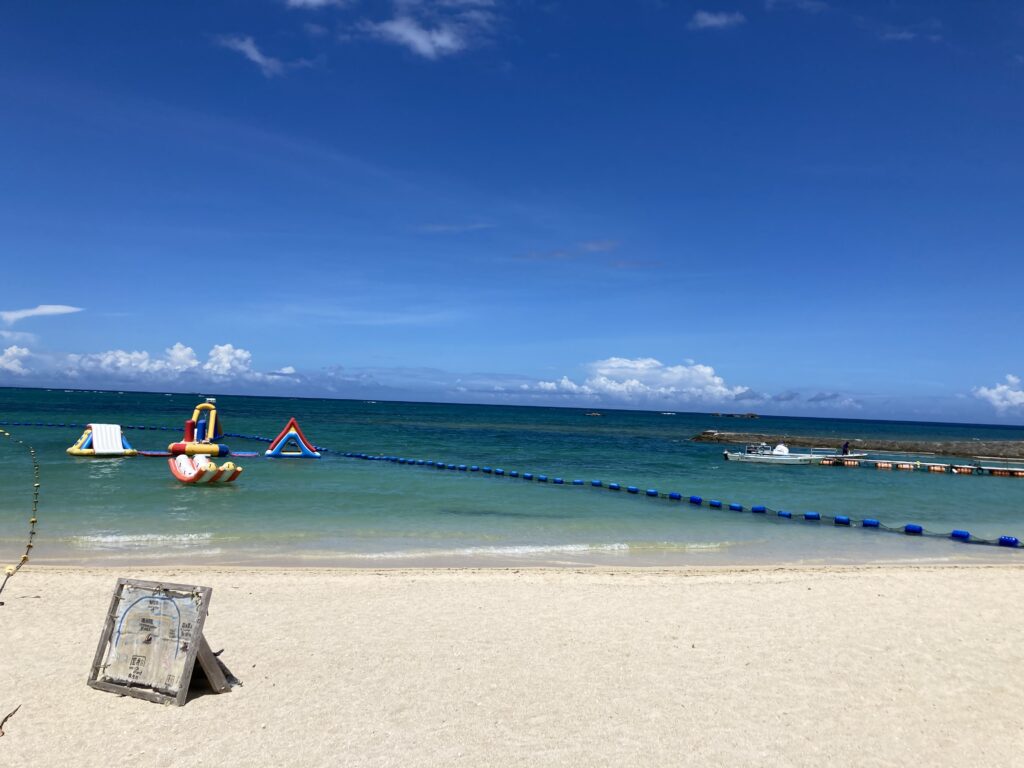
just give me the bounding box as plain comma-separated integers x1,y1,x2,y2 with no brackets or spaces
2,1,1023,422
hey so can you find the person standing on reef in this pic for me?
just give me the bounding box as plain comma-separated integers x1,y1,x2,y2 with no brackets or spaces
841,441,850,455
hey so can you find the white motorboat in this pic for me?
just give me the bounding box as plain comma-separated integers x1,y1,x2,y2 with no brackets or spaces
723,442,866,465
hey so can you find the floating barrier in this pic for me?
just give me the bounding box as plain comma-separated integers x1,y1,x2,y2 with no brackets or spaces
818,456,1024,477
0,428,40,605
342,450,1023,549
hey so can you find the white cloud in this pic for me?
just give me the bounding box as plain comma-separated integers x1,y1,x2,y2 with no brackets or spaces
66,343,202,378
876,18,942,44
879,30,917,42
0,330,37,344
165,342,200,371
805,391,862,410
362,15,466,58
578,240,619,253
532,357,749,404
62,342,266,383
765,0,828,13
688,11,746,30
0,345,30,375
975,375,1024,411
287,0,350,8
217,35,286,77
419,222,495,233
202,343,255,377
273,365,298,375
360,1,497,59
0,304,83,325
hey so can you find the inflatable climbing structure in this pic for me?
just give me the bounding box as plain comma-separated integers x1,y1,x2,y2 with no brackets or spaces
167,399,244,483
265,417,321,458
169,399,229,456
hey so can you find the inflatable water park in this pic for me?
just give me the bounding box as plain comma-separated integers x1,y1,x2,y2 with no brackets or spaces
2,396,1023,551
63,398,323,485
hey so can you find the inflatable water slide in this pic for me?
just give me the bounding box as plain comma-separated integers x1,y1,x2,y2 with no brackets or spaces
67,424,137,457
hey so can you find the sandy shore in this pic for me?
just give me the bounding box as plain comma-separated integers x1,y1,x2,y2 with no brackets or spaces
2,565,1023,767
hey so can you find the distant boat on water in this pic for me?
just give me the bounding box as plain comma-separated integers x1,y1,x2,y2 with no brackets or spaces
724,442,866,465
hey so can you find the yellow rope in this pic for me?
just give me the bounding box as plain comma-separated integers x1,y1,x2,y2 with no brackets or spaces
0,429,39,605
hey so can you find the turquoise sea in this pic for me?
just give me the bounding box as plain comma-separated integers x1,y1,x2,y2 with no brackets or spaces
2,387,1024,567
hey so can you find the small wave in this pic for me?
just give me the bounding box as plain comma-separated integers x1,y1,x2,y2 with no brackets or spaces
296,541,733,561
68,533,214,550
325,543,630,560
442,509,571,520
625,540,735,552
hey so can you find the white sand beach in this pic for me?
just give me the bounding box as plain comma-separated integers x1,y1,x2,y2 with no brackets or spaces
2,565,1023,767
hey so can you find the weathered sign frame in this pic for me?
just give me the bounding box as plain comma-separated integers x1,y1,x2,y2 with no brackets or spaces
87,578,230,706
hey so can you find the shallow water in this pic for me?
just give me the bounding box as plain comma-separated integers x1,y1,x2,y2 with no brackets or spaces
1,388,1023,566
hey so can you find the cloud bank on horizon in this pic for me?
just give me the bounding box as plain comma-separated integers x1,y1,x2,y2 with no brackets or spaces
2,325,1020,421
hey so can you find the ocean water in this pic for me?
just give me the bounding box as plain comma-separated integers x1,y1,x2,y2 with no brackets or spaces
1,387,1023,567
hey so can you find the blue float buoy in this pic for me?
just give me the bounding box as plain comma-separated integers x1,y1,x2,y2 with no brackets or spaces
646,489,658,497
709,499,722,508
668,492,682,501
482,467,492,473
689,496,702,505
905,524,923,535
573,479,584,485
862,519,880,528
609,483,621,491
591,480,602,487
729,503,743,511
804,512,821,521
553,477,563,484
778,510,792,518
999,536,1020,547
835,515,851,526
537,475,548,482
523,473,533,480
752,505,766,513
509,470,519,477
626,486,638,494
951,529,971,541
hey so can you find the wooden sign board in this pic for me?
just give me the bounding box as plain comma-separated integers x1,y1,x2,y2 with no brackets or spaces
88,578,231,706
